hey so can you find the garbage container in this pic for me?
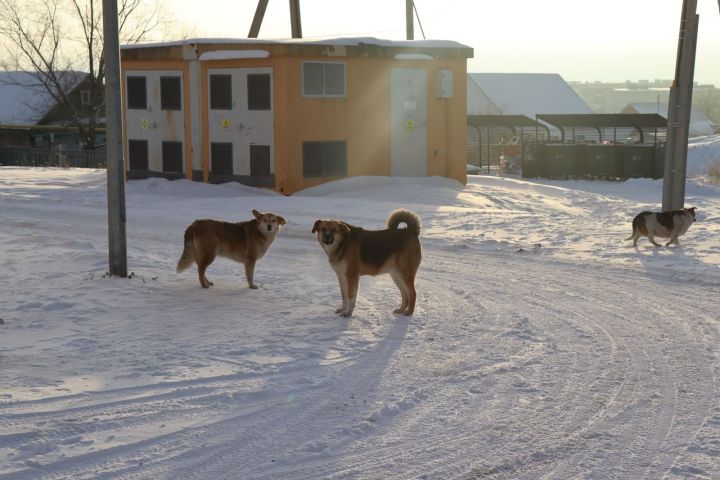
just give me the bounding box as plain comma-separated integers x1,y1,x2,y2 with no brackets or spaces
621,145,654,178
652,144,665,179
586,145,620,178
521,142,548,178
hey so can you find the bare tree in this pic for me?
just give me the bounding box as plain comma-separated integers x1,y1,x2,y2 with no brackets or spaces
0,0,169,150
693,88,720,125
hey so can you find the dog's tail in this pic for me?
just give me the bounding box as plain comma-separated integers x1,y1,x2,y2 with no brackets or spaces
387,209,421,236
176,225,196,273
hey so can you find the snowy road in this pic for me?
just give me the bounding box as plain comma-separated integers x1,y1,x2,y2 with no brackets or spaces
1,168,720,479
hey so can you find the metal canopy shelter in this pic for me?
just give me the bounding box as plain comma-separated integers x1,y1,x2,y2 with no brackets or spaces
535,113,667,144
467,115,550,173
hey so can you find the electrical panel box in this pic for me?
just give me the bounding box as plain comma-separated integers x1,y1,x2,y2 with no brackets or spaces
436,69,453,98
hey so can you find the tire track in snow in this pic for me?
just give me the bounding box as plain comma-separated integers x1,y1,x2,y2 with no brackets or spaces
2,244,719,479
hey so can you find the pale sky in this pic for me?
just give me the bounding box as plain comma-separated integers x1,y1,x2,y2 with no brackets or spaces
167,0,720,86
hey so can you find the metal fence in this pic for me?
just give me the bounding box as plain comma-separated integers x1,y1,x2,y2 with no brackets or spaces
0,146,106,168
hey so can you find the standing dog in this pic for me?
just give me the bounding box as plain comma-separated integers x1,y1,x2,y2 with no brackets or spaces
177,210,286,288
626,207,696,247
313,209,422,317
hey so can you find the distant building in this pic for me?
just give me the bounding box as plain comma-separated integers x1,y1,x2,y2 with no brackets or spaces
621,102,714,137
466,73,592,166
568,79,676,114
0,71,104,148
468,73,592,119
120,37,473,194
569,80,719,125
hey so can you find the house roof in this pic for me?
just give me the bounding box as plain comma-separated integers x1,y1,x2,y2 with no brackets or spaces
467,73,592,118
623,102,711,122
0,72,51,124
121,37,474,61
622,102,714,136
0,71,87,125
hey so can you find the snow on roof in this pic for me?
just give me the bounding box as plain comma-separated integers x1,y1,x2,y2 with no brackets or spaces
624,102,714,136
0,71,87,125
121,36,471,51
199,50,270,61
0,72,51,124
467,73,592,119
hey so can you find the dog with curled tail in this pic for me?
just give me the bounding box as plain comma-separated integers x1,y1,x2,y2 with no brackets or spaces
313,209,422,317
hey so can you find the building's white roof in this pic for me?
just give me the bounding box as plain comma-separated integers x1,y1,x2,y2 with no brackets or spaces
121,36,471,50
0,72,51,124
0,71,86,125
624,102,714,136
467,73,592,119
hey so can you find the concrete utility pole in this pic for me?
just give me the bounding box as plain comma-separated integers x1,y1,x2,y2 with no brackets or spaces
289,0,302,38
248,0,302,38
102,0,128,277
662,0,699,211
248,0,270,38
406,0,414,40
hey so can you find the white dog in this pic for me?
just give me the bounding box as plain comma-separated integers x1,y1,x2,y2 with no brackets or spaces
626,207,696,247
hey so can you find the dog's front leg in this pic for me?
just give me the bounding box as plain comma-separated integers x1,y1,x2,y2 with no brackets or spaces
335,272,348,314
244,257,258,289
342,272,359,318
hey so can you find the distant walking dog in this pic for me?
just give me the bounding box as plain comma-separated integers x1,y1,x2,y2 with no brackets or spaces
313,209,422,317
177,210,286,288
626,207,696,247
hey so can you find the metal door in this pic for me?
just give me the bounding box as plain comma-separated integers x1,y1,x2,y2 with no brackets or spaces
124,70,184,175
390,68,427,176
207,67,274,183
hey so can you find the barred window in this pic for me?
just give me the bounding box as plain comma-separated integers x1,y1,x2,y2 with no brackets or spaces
302,62,346,97
303,141,347,177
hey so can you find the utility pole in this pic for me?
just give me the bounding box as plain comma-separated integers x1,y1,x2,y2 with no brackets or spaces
102,0,128,277
662,0,699,211
406,0,414,40
289,0,302,38
248,0,302,38
248,0,270,38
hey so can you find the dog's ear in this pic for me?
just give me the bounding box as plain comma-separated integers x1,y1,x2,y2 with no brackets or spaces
252,209,262,220
312,219,321,233
689,207,697,213
277,215,287,225
339,223,351,236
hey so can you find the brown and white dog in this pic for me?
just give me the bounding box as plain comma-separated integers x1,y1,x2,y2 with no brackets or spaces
626,207,697,247
176,210,286,288
313,209,422,317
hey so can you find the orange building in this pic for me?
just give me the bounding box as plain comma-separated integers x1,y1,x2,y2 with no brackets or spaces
120,38,472,194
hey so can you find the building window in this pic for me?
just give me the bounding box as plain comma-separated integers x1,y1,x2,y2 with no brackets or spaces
211,142,233,175
302,62,346,97
303,141,347,177
126,76,147,110
162,141,183,173
210,75,232,110
80,90,91,106
160,76,182,111
248,74,271,110
250,145,271,177
128,139,148,170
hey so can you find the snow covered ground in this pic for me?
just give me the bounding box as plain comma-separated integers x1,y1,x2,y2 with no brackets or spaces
1,161,719,479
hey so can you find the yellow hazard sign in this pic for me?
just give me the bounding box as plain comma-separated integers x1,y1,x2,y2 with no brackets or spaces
406,119,415,131
221,119,231,128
